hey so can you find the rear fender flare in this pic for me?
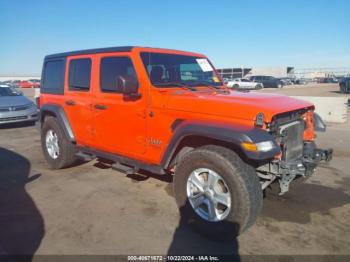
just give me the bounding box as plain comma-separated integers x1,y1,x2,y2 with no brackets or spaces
40,104,75,142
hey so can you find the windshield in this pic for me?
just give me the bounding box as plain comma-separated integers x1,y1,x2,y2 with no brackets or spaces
140,52,223,88
0,87,21,96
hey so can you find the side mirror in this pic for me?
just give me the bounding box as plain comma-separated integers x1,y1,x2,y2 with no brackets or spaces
313,112,326,132
117,75,140,98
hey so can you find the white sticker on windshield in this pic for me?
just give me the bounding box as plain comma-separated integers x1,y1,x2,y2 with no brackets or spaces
196,59,213,72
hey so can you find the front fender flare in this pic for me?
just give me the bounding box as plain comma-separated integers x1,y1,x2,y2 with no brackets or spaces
161,121,280,168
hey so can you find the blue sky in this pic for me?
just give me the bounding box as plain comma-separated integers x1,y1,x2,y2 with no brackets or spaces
0,0,349,75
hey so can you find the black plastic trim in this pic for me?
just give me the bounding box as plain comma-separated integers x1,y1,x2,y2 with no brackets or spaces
161,122,280,168
81,147,166,175
45,46,135,59
171,119,184,132
40,104,75,142
313,112,326,132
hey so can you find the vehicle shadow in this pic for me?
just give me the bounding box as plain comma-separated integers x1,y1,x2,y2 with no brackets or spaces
167,205,240,261
93,161,240,259
0,147,44,260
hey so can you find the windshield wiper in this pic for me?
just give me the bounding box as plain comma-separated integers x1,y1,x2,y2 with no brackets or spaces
190,81,221,90
153,82,197,91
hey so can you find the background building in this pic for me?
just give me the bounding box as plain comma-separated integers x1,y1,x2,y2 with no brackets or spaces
217,66,350,80
294,68,350,79
217,67,294,79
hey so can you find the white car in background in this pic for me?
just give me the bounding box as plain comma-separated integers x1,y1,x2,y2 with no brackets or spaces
226,78,263,90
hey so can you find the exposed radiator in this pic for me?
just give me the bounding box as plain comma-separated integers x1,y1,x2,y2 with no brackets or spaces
280,120,304,162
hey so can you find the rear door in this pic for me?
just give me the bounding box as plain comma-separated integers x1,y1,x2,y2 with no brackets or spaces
90,53,147,158
63,56,94,146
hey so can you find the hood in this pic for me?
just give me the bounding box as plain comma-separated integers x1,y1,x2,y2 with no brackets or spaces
0,95,33,108
165,90,313,123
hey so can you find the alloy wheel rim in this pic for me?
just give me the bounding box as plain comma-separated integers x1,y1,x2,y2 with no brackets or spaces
186,168,231,222
45,129,60,159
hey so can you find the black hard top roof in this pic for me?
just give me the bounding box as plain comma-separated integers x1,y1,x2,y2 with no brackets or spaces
45,46,136,59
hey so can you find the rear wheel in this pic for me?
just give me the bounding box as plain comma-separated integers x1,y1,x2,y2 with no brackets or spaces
173,145,262,239
41,116,77,169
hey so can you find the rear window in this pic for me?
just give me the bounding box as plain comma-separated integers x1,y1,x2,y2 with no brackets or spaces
69,58,92,91
41,59,66,94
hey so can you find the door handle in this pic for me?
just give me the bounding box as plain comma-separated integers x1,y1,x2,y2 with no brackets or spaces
94,104,108,110
65,100,76,106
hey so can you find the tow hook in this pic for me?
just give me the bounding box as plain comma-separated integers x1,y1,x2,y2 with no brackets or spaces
315,148,333,162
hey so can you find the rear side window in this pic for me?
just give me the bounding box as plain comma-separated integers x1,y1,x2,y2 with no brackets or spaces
100,57,138,93
41,59,65,94
69,58,92,91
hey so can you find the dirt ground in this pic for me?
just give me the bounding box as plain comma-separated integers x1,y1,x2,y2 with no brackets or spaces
0,85,349,257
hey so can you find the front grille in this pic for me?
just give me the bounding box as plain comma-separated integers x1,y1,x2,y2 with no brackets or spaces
0,105,32,112
280,120,304,162
14,105,32,111
0,116,28,122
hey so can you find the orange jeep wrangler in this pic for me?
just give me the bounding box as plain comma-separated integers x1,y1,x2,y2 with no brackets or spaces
39,46,332,237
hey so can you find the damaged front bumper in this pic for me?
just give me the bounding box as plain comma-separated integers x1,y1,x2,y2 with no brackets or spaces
257,142,333,195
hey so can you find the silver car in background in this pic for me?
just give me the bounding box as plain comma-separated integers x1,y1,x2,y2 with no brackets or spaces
226,78,263,90
0,85,39,125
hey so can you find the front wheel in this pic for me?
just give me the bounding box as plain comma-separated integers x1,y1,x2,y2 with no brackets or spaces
255,84,263,90
173,145,262,239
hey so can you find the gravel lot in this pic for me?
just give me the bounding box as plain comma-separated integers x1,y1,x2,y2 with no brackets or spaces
0,84,349,258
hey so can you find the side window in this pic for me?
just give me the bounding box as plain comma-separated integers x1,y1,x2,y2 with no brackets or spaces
42,59,65,94
100,56,138,93
68,58,92,91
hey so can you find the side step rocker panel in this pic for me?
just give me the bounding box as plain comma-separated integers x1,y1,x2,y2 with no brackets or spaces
76,148,166,175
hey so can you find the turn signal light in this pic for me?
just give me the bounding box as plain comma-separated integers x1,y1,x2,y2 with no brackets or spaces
241,142,258,152
241,141,275,152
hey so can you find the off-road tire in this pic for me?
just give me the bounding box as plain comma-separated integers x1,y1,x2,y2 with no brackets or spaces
41,116,77,169
173,145,263,239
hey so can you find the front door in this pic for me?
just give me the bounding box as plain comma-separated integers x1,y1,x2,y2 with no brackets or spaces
91,54,147,159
